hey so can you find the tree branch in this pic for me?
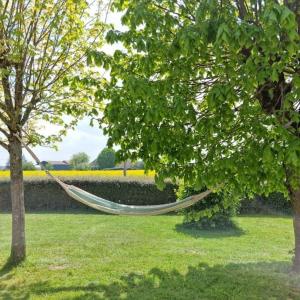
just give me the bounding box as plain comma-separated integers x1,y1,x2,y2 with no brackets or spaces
1,70,14,112
0,139,8,151
235,0,248,20
0,109,11,126
0,127,9,138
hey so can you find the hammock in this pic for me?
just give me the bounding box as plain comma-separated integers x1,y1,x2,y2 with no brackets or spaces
16,134,211,215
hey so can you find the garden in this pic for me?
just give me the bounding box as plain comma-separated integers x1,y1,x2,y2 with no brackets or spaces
1,0,300,299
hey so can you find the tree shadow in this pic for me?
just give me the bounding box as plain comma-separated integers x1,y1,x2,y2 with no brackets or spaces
175,222,245,238
1,261,299,299
0,258,29,300
0,257,21,278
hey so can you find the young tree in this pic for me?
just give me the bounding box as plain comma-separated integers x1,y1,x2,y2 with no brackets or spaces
0,0,105,263
22,155,36,171
94,1,300,271
96,147,116,169
70,152,90,170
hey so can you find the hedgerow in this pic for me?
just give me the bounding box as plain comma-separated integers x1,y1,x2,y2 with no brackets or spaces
0,176,292,214
0,177,176,211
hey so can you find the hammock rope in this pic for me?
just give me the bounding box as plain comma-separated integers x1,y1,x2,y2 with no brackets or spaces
15,134,211,215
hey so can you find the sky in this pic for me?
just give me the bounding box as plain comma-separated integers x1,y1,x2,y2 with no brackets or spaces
0,5,124,166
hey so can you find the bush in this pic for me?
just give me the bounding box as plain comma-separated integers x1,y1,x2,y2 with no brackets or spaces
177,184,238,230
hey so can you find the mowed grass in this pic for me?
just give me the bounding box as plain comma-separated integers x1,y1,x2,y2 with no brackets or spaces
0,214,299,299
0,170,155,178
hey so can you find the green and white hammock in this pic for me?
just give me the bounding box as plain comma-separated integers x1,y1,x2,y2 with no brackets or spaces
17,134,211,215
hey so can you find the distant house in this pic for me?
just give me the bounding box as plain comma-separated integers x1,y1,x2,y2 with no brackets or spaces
41,160,71,171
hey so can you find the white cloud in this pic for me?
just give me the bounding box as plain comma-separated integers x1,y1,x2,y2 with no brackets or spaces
0,118,107,166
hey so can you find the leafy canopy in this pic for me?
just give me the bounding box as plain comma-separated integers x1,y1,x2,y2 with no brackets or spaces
96,148,116,169
92,0,300,200
0,0,106,149
70,152,90,170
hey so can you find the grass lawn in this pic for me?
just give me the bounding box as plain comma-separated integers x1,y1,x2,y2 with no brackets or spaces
0,214,299,299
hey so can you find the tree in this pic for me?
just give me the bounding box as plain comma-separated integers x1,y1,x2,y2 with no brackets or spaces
94,1,300,271
22,155,36,171
96,148,116,169
0,0,105,263
70,152,90,170
44,163,54,171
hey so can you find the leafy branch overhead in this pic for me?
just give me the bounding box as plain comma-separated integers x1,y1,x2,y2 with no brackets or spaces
91,0,300,198
0,0,106,147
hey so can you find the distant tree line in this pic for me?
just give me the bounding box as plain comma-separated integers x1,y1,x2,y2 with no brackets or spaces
69,148,144,170
4,148,145,172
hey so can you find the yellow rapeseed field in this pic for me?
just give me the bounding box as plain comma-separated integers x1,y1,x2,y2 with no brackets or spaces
0,170,155,178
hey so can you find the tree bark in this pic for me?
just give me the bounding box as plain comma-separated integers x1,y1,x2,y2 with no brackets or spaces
291,187,300,272
9,134,26,263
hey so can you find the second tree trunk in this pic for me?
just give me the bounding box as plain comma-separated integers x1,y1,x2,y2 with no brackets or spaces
9,135,26,263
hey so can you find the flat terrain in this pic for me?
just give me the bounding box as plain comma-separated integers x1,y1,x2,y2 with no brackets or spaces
0,214,299,299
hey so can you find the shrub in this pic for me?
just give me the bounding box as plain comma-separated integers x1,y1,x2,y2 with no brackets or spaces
177,184,238,230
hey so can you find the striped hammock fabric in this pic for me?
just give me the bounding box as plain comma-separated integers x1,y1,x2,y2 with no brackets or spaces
16,133,211,215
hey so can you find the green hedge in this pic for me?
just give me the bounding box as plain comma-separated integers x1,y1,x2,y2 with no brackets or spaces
0,177,177,212
240,193,291,215
0,177,292,214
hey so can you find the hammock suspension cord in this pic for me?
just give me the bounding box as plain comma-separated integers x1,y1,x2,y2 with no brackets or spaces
14,133,212,215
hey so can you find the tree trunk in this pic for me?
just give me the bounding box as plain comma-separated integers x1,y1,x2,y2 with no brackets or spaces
9,134,26,263
291,187,300,273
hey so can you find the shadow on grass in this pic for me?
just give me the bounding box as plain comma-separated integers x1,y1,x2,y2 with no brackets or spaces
238,214,292,219
0,257,20,276
0,256,24,286
1,261,299,299
175,222,245,238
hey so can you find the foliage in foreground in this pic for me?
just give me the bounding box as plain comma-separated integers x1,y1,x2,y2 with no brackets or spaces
98,0,300,196
93,0,300,270
0,215,298,299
